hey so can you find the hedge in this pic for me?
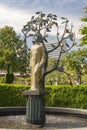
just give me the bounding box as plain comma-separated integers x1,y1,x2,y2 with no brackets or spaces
45,85,87,109
0,84,87,109
0,84,29,106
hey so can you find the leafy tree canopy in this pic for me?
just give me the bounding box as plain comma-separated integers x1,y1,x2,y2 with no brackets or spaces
79,7,87,46
0,26,29,83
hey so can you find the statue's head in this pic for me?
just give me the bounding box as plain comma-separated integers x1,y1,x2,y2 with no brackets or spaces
32,33,43,44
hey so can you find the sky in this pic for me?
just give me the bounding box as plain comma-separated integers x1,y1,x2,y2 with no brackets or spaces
0,0,87,47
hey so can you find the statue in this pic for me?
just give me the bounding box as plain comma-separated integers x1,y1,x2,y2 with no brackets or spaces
22,12,75,89
22,12,75,126
30,42,46,90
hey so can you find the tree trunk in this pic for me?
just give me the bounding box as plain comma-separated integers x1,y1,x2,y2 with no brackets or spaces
77,75,81,84
5,65,14,83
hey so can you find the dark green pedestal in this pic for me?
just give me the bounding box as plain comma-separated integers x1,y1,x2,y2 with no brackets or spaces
22,89,47,126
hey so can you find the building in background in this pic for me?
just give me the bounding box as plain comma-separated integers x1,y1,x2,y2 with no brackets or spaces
45,40,67,59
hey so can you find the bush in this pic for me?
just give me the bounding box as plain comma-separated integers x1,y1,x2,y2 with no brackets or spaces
0,84,29,106
0,84,87,109
5,73,14,83
0,77,5,83
46,85,87,109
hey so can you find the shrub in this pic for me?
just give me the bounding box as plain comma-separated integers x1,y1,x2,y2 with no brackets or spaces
0,77,5,83
5,73,14,83
0,84,29,106
0,84,87,109
46,85,87,109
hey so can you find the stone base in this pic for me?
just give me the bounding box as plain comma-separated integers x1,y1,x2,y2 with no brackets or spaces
22,89,48,126
22,88,48,96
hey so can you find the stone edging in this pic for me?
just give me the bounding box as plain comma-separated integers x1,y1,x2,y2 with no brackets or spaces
45,107,87,117
0,107,87,117
0,107,26,116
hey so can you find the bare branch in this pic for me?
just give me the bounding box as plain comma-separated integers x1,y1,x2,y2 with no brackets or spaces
58,69,73,86
62,44,74,53
48,42,60,53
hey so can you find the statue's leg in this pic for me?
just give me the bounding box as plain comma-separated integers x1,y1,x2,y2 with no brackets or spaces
31,67,37,90
36,68,42,88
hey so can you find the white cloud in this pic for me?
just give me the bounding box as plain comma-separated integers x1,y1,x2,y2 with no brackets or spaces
0,3,82,40
66,15,82,39
55,13,82,39
0,4,33,34
44,15,82,40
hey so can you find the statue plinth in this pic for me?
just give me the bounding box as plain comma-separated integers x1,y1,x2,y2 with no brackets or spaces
22,89,48,126
22,89,48,96
22,42,47,126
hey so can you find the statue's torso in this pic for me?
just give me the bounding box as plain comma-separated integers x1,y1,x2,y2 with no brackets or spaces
31,44,43,65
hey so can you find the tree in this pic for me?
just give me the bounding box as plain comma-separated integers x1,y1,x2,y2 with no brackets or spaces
74,6,87,84
79,7,87,46
63,49,87,84
45,58,72,85
62,6,87,85
0,26,29,83
22,12,76,88
45,58,58,85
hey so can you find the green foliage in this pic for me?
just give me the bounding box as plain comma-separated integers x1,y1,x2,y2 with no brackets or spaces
5,73,14,84
46,85,87,109
45,58,70,85
0,84,29,106
64,51,85,71
0,26,29,81
0,77,5,83
0,84,87,109
79,7,87,46
63,49,87,84
47,58,56,70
